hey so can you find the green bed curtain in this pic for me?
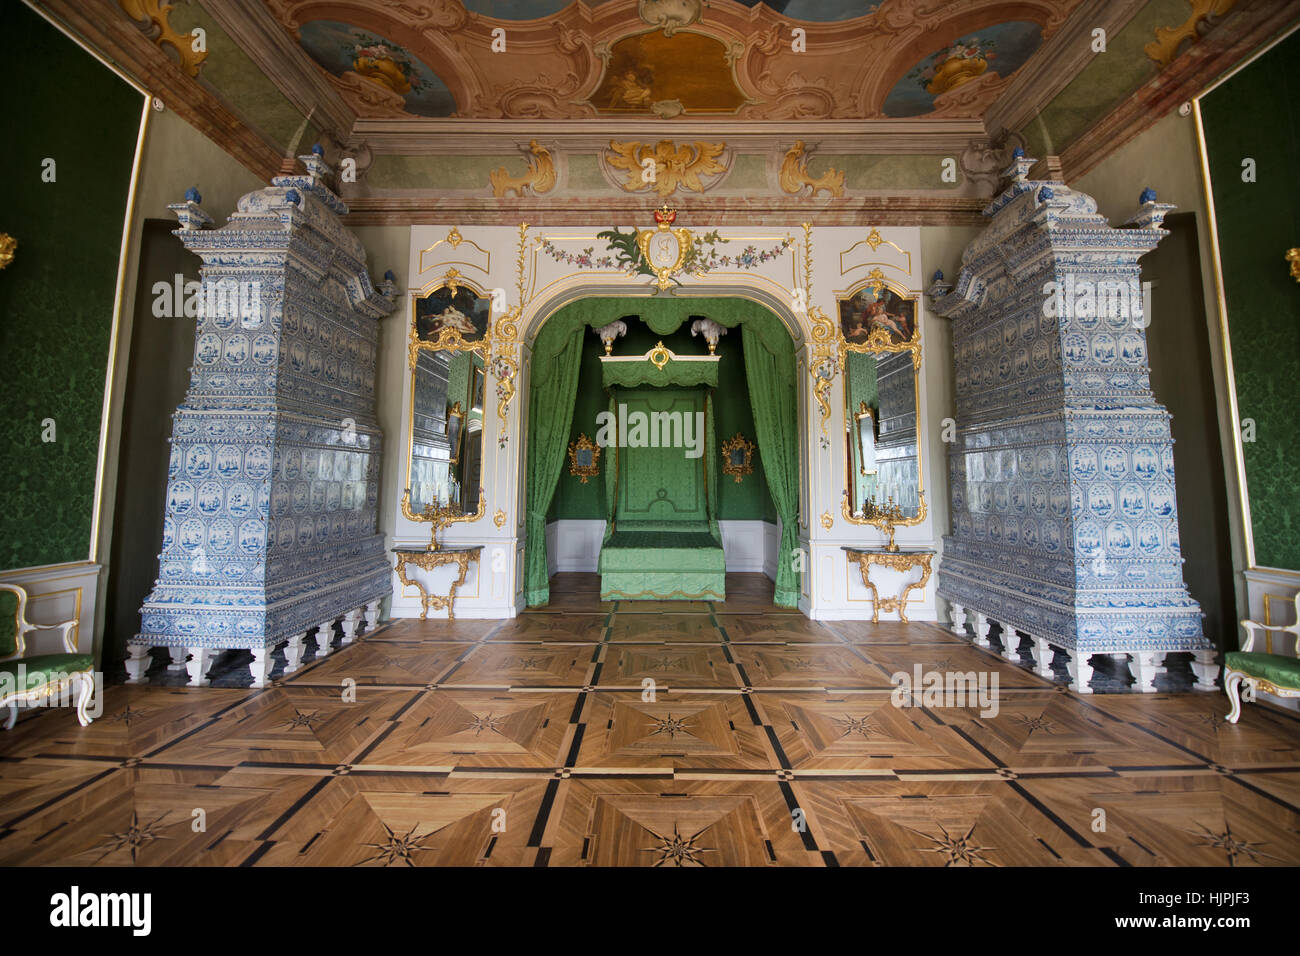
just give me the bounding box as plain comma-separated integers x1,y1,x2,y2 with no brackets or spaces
705,391,719,539
524,324,586,605
742,325,801,606
605,390,619,532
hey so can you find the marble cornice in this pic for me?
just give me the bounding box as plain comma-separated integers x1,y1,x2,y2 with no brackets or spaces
347,118,989,155
339,194,989,227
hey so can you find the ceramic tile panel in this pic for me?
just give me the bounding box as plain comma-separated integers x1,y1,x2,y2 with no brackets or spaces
133,153,397,652
929,157,1210,660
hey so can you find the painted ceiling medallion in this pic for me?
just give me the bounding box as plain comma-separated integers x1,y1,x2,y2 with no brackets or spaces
591,32,747,116
883,21,1045,118
297,20,456,117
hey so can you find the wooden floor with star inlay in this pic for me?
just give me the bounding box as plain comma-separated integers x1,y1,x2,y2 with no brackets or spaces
3,573,1299,867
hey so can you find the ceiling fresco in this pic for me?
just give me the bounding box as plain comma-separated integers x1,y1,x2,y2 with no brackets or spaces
298,19,457,117
39,0,1295,222
883,21,1046,118
269,0,1085,121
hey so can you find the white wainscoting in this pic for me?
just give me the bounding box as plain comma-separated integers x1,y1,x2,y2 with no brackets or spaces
1244,566,1300,711
0,561,101,659
544,520,778,579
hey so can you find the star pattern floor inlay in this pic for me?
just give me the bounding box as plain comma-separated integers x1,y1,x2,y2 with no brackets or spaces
2,573,1298,867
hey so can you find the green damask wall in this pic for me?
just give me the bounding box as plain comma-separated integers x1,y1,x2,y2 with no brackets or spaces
1201,28,1300,570
0,4,142,570
550,320,776,522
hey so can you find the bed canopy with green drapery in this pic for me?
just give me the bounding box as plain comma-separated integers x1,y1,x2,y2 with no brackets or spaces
523,297,802,607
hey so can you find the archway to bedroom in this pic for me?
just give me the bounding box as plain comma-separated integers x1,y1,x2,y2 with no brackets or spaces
521,295,802,614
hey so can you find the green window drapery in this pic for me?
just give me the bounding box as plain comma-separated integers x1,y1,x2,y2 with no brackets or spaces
705,391,719,539
742,324,801,606
524,324,586,605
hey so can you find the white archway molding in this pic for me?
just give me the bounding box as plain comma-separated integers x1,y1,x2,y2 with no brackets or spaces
396,223,935,621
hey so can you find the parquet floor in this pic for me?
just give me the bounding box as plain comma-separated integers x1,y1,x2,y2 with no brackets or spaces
3,573,1299,867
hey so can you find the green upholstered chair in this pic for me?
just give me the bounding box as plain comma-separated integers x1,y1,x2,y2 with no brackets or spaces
1225,591,1300,723
0,584,95,729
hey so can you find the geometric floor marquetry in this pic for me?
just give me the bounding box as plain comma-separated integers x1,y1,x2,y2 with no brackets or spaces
3,572,1299,866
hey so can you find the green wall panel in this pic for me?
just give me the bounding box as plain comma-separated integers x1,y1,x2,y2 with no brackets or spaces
1201,29,1300,570
550,320,775,521
0,4,141,570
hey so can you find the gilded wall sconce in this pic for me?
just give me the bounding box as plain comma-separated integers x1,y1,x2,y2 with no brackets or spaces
721,433,755,483
568,433,601,483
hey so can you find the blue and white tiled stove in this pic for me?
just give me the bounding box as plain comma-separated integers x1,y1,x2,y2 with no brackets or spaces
928,152,1216,694
129,149,398,687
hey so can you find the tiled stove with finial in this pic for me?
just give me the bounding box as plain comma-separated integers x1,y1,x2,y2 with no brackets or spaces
928,156,1216,693
129,146,398,688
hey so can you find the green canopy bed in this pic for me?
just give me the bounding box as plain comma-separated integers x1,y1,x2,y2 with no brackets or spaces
597,343,725,601
523,297,802,608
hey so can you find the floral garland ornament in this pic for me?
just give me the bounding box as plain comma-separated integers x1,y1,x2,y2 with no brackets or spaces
539,217,792,289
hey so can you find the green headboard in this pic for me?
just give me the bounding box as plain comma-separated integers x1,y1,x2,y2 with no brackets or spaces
614,387,707,526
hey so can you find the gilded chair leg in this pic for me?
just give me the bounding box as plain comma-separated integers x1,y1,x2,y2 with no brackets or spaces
75,674,95,726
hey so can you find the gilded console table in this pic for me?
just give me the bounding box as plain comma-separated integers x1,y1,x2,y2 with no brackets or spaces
843,547,935,624
393,547,481,620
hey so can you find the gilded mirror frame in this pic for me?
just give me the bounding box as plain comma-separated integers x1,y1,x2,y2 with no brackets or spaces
836,275,927,533
402,279,491,547
721,433,755,483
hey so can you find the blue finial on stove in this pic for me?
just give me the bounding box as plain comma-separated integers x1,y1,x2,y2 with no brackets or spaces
185,186,201,204
932,269,944,282
1012,146,1024,159
311,143,324,156
284,189,300,205
1139,186,1157,204
1038,185,1054,202
384,270,395,281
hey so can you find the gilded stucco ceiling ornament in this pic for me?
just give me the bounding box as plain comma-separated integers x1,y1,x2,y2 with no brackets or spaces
639,0,706,36
778,142,845,199
1145,0,1238,67
605,141,728,198
489,141,557,198
119,0,208,76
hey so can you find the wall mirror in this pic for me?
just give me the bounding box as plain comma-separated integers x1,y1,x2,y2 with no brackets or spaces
839,280,926,536
404,284,490,528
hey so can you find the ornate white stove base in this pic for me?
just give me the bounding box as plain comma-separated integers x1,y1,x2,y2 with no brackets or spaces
1128,651,1167,693
1030,636,1054,678
973,613,992,648
125,645,151,684
341,608,363,645
1001,631,1021,663
167,647,187,670
313,621,335,658
282,634,306,674
1190,650,1219,691
364,600,380,629
186,647,214,687
949,604,966,636
249,647,273,688
1066,649,1094,694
